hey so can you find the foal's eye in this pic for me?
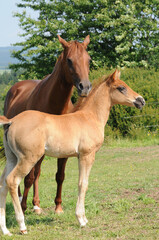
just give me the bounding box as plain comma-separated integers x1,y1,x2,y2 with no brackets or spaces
117,86,127,94
67,58,73,68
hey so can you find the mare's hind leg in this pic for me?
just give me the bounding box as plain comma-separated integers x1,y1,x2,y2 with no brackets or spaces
32,156,44,214
21,167,35,213
21,156,44,214
55,158,68,213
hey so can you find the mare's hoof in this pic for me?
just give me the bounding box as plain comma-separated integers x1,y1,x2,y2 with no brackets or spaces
33,206,42,215
55,205,64,214
20,230,27,235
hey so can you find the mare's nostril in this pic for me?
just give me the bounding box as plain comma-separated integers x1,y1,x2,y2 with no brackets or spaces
79,83,84,91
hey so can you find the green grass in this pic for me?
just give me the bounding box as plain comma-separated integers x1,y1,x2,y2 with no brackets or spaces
0,141,159,239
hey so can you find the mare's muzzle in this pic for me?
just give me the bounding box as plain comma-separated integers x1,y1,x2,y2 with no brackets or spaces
133,96,145,109
77,81,92,97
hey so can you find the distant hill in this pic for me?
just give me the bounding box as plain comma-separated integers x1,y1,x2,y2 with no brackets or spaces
0,46,21,69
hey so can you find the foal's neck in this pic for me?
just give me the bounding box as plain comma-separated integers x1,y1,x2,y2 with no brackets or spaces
82,82,111,128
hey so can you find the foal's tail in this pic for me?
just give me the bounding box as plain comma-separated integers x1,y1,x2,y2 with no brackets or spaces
0,116,11,126
0,116,12,162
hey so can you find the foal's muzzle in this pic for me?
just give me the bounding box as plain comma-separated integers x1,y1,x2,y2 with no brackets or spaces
133,96,145,109
77,81,92,97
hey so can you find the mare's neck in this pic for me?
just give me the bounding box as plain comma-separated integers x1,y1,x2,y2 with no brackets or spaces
37,56,73,114
82,82,111,128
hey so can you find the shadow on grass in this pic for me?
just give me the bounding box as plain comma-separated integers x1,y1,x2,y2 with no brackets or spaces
6,202,18,228
26,215,55,226
6,202,56,229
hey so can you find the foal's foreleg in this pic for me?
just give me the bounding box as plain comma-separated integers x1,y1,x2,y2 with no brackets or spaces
76,152,95,227
55,158,68,213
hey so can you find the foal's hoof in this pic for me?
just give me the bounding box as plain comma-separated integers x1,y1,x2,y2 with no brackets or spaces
33,206,42,215
20,230,27,235
55,205,64,214
4,231,12,236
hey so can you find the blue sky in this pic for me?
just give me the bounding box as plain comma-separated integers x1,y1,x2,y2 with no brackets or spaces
0,0,36,47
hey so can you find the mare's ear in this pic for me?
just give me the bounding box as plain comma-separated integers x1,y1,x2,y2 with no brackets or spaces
83,35,90,48
106,69,121,86
57,35,69,48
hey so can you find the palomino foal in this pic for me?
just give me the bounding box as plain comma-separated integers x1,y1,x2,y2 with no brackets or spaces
0,70,145,235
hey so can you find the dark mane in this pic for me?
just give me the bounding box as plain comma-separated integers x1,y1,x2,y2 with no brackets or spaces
72,73,111,112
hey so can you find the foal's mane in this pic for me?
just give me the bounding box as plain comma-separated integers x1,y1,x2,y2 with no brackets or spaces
73,73,111,112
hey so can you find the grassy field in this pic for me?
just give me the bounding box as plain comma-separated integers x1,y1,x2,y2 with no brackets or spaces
0,140,159,239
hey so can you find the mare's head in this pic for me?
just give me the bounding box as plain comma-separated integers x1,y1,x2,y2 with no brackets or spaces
58,35,92,96
107,70,145,109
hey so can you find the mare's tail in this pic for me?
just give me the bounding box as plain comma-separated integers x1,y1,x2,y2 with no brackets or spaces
0,116,12,162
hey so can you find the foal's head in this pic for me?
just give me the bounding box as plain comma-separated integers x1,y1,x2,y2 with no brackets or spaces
107,70,145,109
58,35,92,97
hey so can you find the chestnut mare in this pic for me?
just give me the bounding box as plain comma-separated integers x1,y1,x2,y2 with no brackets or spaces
3,35,91,214
0,70,145,235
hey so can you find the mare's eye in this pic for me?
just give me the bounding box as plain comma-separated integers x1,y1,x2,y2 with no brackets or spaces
67,58,73,68
117,86,127,94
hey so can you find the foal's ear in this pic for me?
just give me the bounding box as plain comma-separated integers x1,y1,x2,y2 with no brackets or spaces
57,35,69,48
106,69,121,86
83,35,90,49
112,69,121,80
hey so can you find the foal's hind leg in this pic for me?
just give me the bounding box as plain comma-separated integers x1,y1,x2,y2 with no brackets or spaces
55,158,68,213
6,156,39,234
0,166,10,235
0,138,17,236
6,166,27,234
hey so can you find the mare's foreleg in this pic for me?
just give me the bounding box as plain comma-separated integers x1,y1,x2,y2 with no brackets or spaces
76,152,95,227
55,158,68,213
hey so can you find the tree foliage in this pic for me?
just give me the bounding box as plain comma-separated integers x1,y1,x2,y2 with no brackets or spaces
10,0,159,79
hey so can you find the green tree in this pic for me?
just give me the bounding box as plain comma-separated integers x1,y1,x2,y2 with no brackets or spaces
10,0,159,79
